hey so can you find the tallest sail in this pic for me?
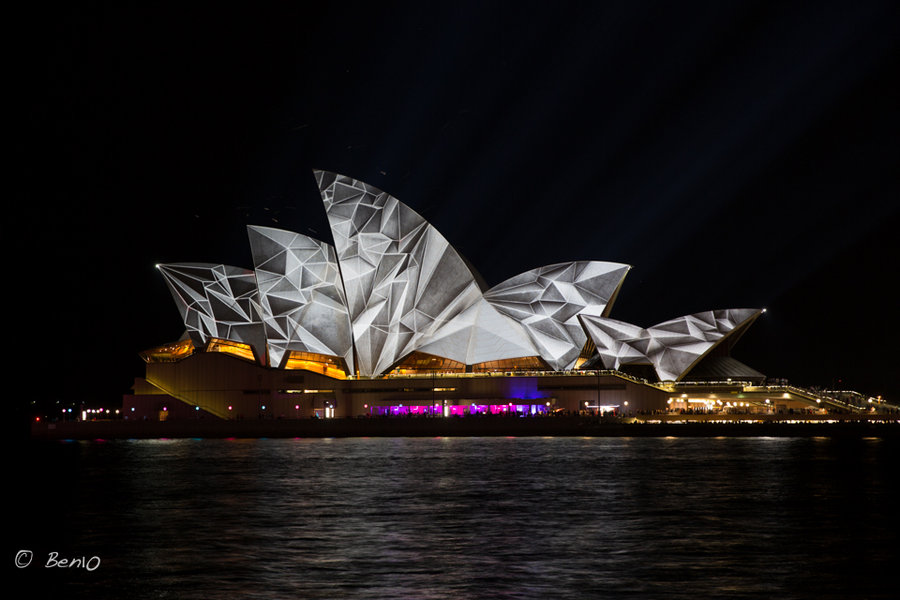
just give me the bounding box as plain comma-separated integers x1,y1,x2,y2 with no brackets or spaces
315,171,483,376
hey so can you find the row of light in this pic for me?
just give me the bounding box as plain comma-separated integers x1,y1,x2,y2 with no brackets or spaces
370,401,553,416
219,404,338,417
77,408,120,421
667,398,769,407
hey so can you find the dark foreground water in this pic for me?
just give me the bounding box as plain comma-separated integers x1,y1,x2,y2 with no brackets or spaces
12,436,898,599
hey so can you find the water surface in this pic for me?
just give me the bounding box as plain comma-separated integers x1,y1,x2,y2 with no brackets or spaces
13,436,897,598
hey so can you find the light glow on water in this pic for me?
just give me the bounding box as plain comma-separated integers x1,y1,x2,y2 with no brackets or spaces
17,436,898,599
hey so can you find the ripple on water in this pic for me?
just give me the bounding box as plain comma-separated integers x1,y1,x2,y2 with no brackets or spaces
16,436,899,599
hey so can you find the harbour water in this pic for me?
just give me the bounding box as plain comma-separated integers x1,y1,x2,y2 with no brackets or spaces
13,436,898,598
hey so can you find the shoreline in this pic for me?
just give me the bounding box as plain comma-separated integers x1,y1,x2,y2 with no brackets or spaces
30,415,900,440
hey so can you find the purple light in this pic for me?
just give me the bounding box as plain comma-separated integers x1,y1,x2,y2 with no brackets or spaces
372,402,548,417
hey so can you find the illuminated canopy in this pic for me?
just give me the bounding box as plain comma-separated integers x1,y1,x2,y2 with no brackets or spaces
579,309,762,381
158,263,267,363
157,171,761,380
484,261,631,370
247,225,354,371
315,171,483,375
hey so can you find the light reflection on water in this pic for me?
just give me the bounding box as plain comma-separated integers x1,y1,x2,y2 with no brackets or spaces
16,436,898,599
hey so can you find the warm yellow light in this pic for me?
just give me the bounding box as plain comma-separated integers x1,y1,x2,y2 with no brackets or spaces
208,339,256,361
284,358,347,379
140,339,195,363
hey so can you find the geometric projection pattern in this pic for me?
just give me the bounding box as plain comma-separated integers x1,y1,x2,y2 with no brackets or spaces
315,170,483,376
247,225,354,371
157,263,267,364
579,308,762,381
156,171,765,380
484,261,631,370
415,298,539,366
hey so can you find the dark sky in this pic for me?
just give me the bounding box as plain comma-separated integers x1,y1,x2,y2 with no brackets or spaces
15,1,900,408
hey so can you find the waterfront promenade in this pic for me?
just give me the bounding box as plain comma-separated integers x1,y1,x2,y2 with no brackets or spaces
31,414,900,440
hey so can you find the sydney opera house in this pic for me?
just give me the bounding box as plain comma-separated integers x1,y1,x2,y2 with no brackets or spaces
126,171,815,421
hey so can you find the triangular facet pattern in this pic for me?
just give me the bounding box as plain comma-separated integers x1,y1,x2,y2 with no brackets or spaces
415,298,538,365
155,171,764,381
247,226,354,371
580,309,761,381
158,263,267,363
316,170,482,375
484,261,631,370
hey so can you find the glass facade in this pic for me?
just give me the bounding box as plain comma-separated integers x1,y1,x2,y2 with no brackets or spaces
470,356,547,373
389,352,466,375
207,339,257,362
284,351,349,379
140,339,195,363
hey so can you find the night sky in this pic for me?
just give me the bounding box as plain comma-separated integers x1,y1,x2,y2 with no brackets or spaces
16,2,899,410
